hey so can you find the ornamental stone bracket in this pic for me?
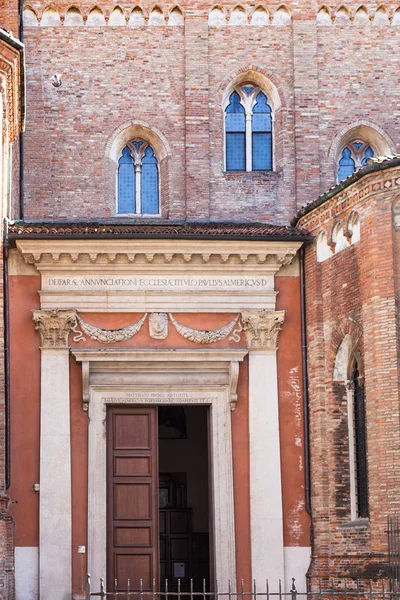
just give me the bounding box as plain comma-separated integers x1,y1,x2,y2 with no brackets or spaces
32,309,77,348
241,310,285,351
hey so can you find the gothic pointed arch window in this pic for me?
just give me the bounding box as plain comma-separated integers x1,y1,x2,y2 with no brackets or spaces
348,361,368,518
225,85,273,172
337,141,374,183
117,141,160,215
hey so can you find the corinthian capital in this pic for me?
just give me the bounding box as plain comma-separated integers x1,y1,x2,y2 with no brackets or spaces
32,309,77,348
241,310,285,351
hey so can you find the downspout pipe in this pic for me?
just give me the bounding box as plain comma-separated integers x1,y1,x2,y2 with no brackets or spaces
3,221,10,490
300,245,311,515
18,0,25,220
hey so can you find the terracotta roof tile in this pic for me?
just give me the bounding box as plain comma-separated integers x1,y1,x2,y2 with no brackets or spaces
8,220,309,241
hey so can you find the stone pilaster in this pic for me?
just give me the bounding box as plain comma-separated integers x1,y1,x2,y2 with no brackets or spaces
32,309,75,600
241,310,286,587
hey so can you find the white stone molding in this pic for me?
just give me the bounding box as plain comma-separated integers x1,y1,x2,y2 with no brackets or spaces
149,312,168,339
16,239,301,313
169,313,240,344
242,310,285,586
39,347,72,600
72,313,147,343
241,309,285,350
31,309,75,599
71,348,247,589
32,309,77,347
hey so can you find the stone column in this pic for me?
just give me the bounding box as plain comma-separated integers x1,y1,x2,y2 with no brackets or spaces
32,309,76,600
241,310,285,587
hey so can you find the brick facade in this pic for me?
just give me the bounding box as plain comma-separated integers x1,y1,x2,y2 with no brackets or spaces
297,163,400,581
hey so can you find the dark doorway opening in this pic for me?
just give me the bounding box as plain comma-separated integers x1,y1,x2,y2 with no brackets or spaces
158,406,211,592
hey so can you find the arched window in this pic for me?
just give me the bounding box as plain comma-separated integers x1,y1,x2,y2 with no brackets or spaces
225,85,273,172
348,362,368,519
337,141,374,183
117,141,159,215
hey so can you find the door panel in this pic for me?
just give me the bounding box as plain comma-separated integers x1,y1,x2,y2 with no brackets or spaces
108,406,158,591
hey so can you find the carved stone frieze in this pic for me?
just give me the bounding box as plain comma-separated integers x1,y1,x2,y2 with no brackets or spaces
169,314,241,345
32,309,77,348
241,310,285,350
72,314,147,343
149,312,168,339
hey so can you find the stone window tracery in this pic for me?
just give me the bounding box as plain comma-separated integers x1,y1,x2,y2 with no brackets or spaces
117,141,159,215
225,85,273,172
337,140,374,182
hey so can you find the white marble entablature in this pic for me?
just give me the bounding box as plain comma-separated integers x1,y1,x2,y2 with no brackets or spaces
16,239,302,313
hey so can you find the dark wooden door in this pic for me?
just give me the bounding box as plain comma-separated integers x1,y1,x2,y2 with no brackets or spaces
107,406,159,591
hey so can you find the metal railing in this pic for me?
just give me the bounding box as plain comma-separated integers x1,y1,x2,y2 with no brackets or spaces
389,516,400,581
85,575,400,600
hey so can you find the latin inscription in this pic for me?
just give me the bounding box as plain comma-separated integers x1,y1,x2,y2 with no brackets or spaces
100,391,220,404
44,275,272,292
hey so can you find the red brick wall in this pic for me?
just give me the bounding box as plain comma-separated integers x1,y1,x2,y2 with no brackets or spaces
298,167,400,580
17,5,400,222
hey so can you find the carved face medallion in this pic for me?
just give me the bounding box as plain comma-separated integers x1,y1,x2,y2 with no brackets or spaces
149,312,168,339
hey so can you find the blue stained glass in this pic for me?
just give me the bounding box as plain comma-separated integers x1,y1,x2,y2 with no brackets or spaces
118,146,135,214
353,142,363,150
338,147,355,182
242,85,254,96
141,146,159,214
252,133,272,171
226,91,245,114
226,133,245,171
133,141,143,150
225,92,246,170
361,146,374,166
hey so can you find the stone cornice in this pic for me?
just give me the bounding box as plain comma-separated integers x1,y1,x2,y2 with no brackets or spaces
16,238,302,268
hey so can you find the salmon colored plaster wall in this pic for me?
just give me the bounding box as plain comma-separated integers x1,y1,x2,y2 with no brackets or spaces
8,275,41,546
276,276,310,547
70,358,88,597
232,356,251,587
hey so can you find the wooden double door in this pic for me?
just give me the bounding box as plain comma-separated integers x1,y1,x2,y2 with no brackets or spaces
107,405,207,592
107,406,159,591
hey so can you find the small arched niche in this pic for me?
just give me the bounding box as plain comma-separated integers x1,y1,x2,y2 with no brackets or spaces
332,222,350,253
347,211,360,244
86,6,106,25
353,6,369,25
372,6,390,25
109,7,126,25
168,7,184,25
229,6,248,26
316,231,332,262
272,5,291,25
64,6,84,25
334,334,357,381
129,7,145,25
393,7,400,24
23,6,39,25
316,7,332,26
250,7,269,26
335,6,351,24
41,6,61,25
209,6,226,26
392,197,400,228
148,7,165,25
